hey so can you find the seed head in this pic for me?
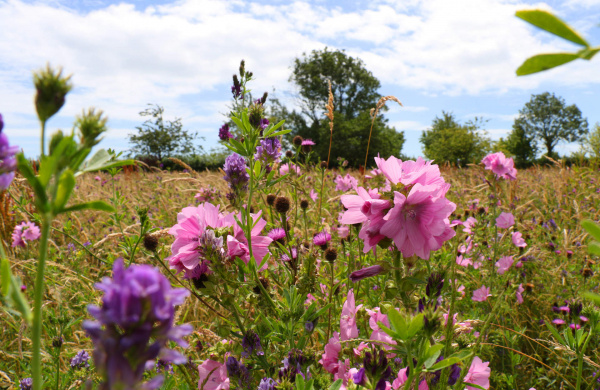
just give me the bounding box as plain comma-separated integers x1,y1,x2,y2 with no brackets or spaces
266,194,276,206
275,196,291,214
300,199,309,209
293,135,303,146
143,234,159,252
324,248,337,262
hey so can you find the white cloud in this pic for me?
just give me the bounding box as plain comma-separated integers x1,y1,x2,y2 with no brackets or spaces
390,120,426,131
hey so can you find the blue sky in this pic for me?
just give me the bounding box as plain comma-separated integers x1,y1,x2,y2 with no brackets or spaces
1,0,599,159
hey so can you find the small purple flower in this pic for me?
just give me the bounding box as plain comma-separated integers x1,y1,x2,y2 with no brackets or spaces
83,259,192,390
223,153,249,190
304,321,315,332
313,231,331,249
254,137,281,171
258,377,277,390
19,378,33,390
219,123,233,141
0,113,19,191
281,247,298,262
260,118,269,130
241,330,264,358
226,356,252,390
70,350,90,370
350,265,385,282
448,364,461,385
268,228,286,243
353,367,366,386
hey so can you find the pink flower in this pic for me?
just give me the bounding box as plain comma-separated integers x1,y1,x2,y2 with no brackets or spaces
495,256,514,275
11,221,41,248
374,156,445,187
340,290,362,340
337,225,349,238
366,307,396,350
227,211,273,271
464,356,491,390
472,286,491,302
391,368,408,389
94,175,101,181
279,163,301,176
319,332,341,374
167,203,232,275
495,212,515,229
198,359,229,390
456,255,472,268
516,284,524,304
310,189,318,202
335,174,358,192
462,217,477,234
512,231,527,248
481,152,517,180
380,183,456,259
341,187,390,253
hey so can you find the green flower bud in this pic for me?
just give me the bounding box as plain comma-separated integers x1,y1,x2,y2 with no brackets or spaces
75,108,108,149
33,64,73,123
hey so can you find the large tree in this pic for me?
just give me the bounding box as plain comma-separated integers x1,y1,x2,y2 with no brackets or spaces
128,104,200,160
420,111,492,167
274,48,405,167
513,92,588,158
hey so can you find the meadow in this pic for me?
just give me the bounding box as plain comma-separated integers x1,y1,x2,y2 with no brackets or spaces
2,154,600,390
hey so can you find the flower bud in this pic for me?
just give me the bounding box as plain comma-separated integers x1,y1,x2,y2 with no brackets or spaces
33,64,72,123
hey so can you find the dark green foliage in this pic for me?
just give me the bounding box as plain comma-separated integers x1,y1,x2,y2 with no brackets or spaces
128,104,201,160
273,48,405,167
513,92,588,158
420,111,492,166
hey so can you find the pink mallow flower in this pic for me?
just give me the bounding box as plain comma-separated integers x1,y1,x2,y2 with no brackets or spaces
197,359,229,390
512,231,527,248
495,212,515,229
341,187,390,253
319,332,342,374
366,307,396,350
340,289,362,340
227,211,273,271
464,356,491,390
380,182,456,260
279,163,301,176
495,256,514,275
335,174,358,192
516,284,525,304
481,152,517,180
167,203,232,276
310,189,318,202
11,221,41,248
472,286,491,302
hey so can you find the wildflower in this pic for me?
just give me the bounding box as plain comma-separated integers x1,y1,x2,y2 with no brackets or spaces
463,357,491,390
143,233,159,252
301,139,315,153
11,221,41,248
313,230,332,249
19,378,33,390
335,174,358,192
392,368,408,389
516,284,525,304
338,225,349,238
281,247,298,262
293,135,303,146
448,364,462,385
0,115,19,191
241,330,264,357
472,286,491,302
310,189,318,202
268,228,286,244
425,272,444,299
340,187,390,252
223,153,249,190
319,332,341,374
350,265,386,282
495,212,515,229
226,356,251,390
83,259,192,390
254,137,282,170
258,378,277,390
495,256,514,275
324,247,338,262
227,211,273,270
198,359,230,390
552,318,566,325
512,231,527,248
70,350,90,370
340,290,362,340
279,163,301,176
274,196,291,214
300,199,309,209
219,123,233,141
366,308,396,350
481,152,517,180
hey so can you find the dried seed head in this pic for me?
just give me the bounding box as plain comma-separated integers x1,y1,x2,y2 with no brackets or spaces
300,199,309,209
275,196,291,214
324,248,337,262
286,150,293,158
266,194,276,206
143,234,159,252
293,135,303,146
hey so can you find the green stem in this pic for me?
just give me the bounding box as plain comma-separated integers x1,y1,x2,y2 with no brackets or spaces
403,343,416,390
32,214,52,390
326,261,335,341
40,120,46,157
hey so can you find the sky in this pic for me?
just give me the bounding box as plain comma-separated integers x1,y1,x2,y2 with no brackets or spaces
1,0,599,159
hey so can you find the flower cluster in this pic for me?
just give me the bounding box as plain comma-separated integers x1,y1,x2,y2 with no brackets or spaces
335,174,358,192
481,152,517,180
83,259,192,389
11,221,41,248
341,156,456,259
254,137,281,171
0,113,19,191
223,153,250,190
219,123,234,141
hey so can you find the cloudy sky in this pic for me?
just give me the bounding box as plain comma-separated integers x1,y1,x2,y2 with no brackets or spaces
1,0,599,159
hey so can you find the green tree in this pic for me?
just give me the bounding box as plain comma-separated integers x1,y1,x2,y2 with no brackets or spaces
273,47,405,167
128,104,200,160
497,123,538,168
420,111,492,166
513,92,588,158
581,123,600,160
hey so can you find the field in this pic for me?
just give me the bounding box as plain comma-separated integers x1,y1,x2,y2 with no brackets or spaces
2,159,600,390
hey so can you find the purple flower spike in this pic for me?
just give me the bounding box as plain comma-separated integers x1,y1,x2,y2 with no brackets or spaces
223,153,249,190
219,123,233,141
83,259,192,390
0,113,19,191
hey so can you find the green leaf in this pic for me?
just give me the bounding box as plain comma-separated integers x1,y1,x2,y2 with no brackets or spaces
61,200,115,214
387,308,408,340
379,324,401,341
53,169,75,213
583,292,600,305
516,10,589,47
328,379,343,390
582,220,600,241
77,148,135,175
589,242,600,256
1,257,10,297
269,129,292,138
516,53,579,76
253,160,262,177
229,138,247,156
231,115,245,132
407,313,424,338
545,321,565,345
424,344,445,369
16,153,48,208
428,350,472,371
263,119,285,137
463,383,487,390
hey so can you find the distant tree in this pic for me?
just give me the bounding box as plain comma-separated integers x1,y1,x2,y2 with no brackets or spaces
128,104,200,160
513,92,588,158
497,124,538,168
420,111,492,166
273,48,405,167
582,123,600,160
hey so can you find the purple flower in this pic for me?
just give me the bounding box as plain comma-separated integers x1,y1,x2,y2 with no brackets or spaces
260,118,270,130
219,123,233,141
19,378,33,390
70,350,90,370
83,259,192,390
350,265,385,282
0,114,19,191
313,230,331,248
242,330,264,358
268,228,286,243
301,139,315,146
223,153,249,190
258,378,277,390
254,137,281,171
226,356,252,390
281,247,298,262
